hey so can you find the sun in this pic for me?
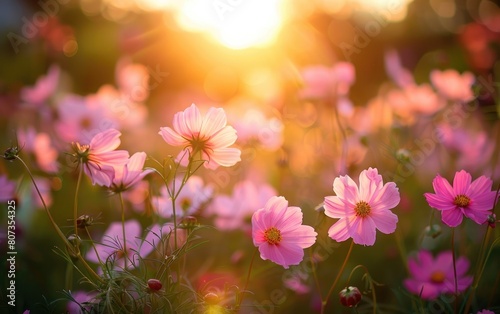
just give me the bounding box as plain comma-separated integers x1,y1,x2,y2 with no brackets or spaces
174,0,284,49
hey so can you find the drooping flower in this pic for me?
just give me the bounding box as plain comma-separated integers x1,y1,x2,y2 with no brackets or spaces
324,168,400,246
430,69,475,102
159,104,241,169
207,180,277,231
71,129,129,187
152,176,212,219
110,152,153,193
424,170,497,227
404,250,473,300
252,196,317,269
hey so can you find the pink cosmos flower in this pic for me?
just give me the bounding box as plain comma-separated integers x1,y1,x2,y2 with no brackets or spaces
231,109,284,150
387,84,444,121
142,223,187,255
430,69,475,102
404,250,473,300
159,104,241,170
0,175,16,202
110,152,153,192
72,129,129,187
18,127,59,173
207,180,277,231
300,63,355,99
67,290,97,313
153,176,212,219
384,49,415,88
86,220,154,270
20,64,60,107
424,170,497,227
324,167,400,246
252,196,317,269
56,94,116,143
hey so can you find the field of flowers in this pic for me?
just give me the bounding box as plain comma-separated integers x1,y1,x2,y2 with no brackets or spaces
1,0,500,313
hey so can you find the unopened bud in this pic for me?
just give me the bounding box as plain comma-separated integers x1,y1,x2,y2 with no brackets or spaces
487,214,497,229
147,279,163,292
339,286,362,307
77,215,94,229
424,224,442,239
204,292,220,305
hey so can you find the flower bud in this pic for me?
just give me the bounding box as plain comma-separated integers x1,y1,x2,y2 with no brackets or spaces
147,279,163,292
3,146,20,161
487,214,497,229
77,215,94,229
204,292,220,305
339,286,361,307
424,224,442,238
179,216,199,230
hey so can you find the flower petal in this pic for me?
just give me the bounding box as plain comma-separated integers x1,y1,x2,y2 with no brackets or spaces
333,175,359,206
441,208,463,227
370,209,398,234
159,127,187,146
90,129,122,153
205,148,241,169
453,170,472,195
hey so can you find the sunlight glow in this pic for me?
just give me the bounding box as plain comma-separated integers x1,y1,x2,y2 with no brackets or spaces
175,0,284,49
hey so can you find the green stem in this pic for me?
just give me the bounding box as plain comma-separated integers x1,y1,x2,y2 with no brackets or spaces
118,192,128,270
237,248,258,310
16,156,103,283
321,240,354,314
451,228,458,314
74,165,83,236
309,247,322,298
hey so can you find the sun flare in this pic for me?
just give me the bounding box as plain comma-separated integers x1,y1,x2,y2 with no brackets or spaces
174,0,284,49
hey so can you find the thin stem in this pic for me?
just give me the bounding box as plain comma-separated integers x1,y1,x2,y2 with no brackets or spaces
237,248,258,309
74,165,83,236
451,228,458,314
85,226,104,267
309,248,322,298
321,240,354,314
16,156,103,283
331,91,348,175
118,192,128,270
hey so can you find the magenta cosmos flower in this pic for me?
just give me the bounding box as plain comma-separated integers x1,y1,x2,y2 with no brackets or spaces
252,196,317,269
72,129,129,187
324,168,400,246
159,104,241,170
404,250,472,300
110,152,153,192
424,170,497,227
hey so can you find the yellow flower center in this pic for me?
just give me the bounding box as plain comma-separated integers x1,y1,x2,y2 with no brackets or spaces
453,194,470,207
264,227,282,245
354,201,371,218
430,271,446,284
180,197,192,212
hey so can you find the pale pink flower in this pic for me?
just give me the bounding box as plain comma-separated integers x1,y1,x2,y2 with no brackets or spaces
430,69,475,102
384,49,415,88
252,196,317,269
18,128,59,173
56,94,116,143
207,180,277,231
20,64,60,106
387,84,444,121
115,58,150,103
72,129,129,187
283,272,311,294
231,109,283,150
299,63,355,99
424,170,497,227
324,167,400,246
159,104,241,169
404,250,472,300
122,180,150,213
0,175,16,202
110,152,153,192
86,220,150,270
153,176,212,219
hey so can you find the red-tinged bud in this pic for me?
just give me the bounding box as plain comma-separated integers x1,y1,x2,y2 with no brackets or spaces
204,292,220,305
147,279,162,292
339,286,362,307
